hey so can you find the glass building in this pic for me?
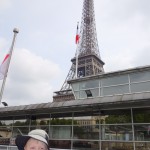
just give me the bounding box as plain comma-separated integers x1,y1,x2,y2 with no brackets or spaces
0,65,150,150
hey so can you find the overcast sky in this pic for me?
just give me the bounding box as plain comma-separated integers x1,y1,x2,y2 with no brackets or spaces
0,0,150,106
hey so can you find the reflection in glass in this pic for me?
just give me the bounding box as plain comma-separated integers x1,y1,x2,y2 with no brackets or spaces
80,90,87,99
12,127,29,138
133,109,150,123
50,118,72,125
134,124,150,141
73,140,99,150
73,125,99,140
130,71,150,83
135,142,150,150
103,85,129,96
102,75,128,86
105,112,131,124
91,88,99,97
74,91,79,99
72,83,79,91
50,140,71,149
13,118,30,126
30,126,49,134
79,80,99,90
50,126,72,139
101,142,134,150
131,81,150,93
101,125,133,141
2,120,13,126
80,88,99,98
0,126,12,139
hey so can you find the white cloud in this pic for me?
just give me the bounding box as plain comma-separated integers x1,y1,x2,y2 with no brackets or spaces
1,48,61,106
0,0,11,11
0,38,8,51
96,0,150,72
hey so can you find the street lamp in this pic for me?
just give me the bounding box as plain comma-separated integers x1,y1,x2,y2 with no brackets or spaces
2,101,8,106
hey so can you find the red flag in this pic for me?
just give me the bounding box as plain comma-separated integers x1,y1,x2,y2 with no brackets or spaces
0,53,10,80
75,22,79,44
76,34,79,44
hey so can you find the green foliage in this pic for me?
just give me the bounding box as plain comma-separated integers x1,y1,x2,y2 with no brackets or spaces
39,120,47,125
134,113,150,123
105,115,131,124
50,118,75,125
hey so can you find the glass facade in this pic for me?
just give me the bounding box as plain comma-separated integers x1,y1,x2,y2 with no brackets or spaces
0,108,150,149
72,70,150,99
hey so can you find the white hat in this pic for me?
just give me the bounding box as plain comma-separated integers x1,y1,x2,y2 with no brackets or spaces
15,129,49,150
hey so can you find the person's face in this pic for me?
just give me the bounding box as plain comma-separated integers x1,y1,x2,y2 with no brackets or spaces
24,138,48,150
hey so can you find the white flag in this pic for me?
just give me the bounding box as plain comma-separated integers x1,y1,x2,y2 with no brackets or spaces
0,53,10,80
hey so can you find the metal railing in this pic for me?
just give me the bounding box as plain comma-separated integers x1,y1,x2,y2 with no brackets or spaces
0,145,18,150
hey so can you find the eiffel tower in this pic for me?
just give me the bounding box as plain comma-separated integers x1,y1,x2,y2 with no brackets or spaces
53,0,104,102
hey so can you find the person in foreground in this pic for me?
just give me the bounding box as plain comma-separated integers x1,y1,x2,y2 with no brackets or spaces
15,129,49,150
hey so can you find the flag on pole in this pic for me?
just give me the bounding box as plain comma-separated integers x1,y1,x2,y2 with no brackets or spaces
0,28,19,105
75,22,79,44
0,53,10,80
75,22,79,78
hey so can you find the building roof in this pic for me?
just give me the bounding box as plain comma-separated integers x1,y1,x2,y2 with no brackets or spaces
0,91,150,120
68,65,150,83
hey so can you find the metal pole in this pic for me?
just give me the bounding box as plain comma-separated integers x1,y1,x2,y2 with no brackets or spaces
131,108,136,150
0,28,19,105
75,22,79,79
75,47,79,78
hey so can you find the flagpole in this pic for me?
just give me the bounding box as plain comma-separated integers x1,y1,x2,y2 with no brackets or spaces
75,47,79,79
75,22,79,79
0,28,19,105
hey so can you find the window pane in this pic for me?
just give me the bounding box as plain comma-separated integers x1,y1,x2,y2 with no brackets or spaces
104,110,131,124
101,125,133,141
130,71,150,83
102,75,128,86
50,140,71,149
91,88,99,97
2,120,13,126
13,117,30,126
80,90,87,99
12,127,29,137
133,108,150,123
74,91,79,99
80,88,99,98
73,125,99,140
101,142,134,150
50,118,72,125
103,85,129,96
72,83,79,91
0,126,12,140
135,142,150,149
73,116,98,125
73,140,99,150
134,124,150,141
79,80,99,90
30,126,49,134
131,81,150,93
50,126,72,139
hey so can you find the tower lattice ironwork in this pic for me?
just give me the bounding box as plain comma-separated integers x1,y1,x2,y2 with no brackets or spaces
53,0,104,102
